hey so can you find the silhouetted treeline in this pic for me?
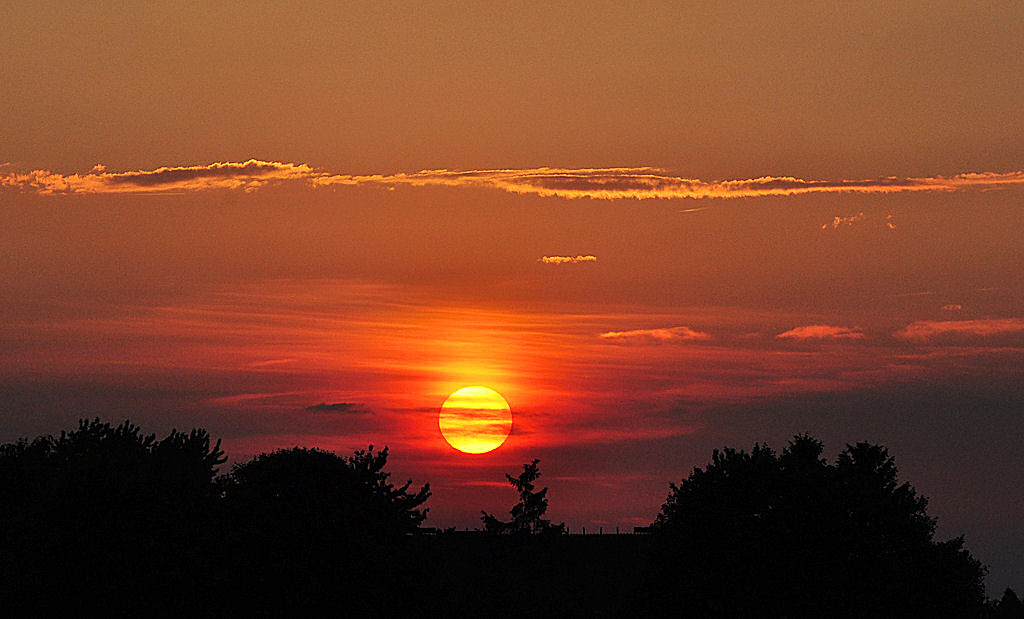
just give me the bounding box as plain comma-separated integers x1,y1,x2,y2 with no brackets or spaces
0,419,226,615
0,419,429,615
649,434,987,617
0,419,1016,617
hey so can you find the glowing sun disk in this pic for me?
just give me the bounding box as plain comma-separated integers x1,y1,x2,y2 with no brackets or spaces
439,386,513,454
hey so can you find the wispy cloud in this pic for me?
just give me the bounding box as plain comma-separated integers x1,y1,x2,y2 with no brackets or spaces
599,326,711,343
0,159,314,194
4,161,1024,199
304,402,373,415
539,255,597,265
777,325,865,340
894,318,1024,343
316,167,1024,200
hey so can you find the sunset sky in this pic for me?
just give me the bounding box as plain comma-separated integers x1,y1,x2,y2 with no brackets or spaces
2,1,1023,591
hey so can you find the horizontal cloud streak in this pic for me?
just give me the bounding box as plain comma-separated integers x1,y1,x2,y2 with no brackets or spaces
894,318,1024,343
539,255,597,264
304,402,372,415
0,159,314,194
777,325,866,340
317,167,1024,200
599,326,711,343
4,161,1024,199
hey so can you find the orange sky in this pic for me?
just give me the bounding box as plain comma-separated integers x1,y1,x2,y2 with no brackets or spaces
2,0,1023,592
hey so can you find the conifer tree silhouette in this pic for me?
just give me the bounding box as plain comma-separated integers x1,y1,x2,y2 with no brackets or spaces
481,459,564,534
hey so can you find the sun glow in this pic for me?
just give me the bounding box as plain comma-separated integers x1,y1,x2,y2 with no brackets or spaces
438,386,513,454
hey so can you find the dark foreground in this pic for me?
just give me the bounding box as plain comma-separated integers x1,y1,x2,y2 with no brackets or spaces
6,531,1017,618
3,532,655,616
3,419,1021,617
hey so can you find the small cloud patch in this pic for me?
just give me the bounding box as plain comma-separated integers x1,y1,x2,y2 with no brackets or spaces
822,212,865,230
600,326,711,343
539,255,597,265
777,325,865,340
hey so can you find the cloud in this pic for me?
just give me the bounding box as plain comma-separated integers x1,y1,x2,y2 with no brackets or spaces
539,255,597,265
599,326,711,343
894,318,1024,343
0,159,315,194
821,212,865,230
4,161,1024,199
317,167,1024,200
821,212,900,231
304,402,373,415
941,304,964,312
776,325,866,340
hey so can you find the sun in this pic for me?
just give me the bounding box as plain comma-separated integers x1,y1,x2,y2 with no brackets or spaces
438,386,513,454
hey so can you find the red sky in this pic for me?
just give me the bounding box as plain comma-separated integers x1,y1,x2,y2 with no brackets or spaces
2,1,1023,592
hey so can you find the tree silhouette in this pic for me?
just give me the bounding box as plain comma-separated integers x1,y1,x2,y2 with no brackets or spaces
650,434,987,617
0,417,224,510
218,445,431,613
481,458,564,534
0,418,226,614
223,445,430,539
0,418,224,539
990,588,1024,618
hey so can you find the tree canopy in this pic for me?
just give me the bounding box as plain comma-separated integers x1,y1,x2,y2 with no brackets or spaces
0,417,225,533
651,434,987,617
0,419,431,614
0,418,227,614
223,445,430,539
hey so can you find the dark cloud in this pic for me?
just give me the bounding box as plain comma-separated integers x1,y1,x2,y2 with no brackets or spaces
304,402,373,415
